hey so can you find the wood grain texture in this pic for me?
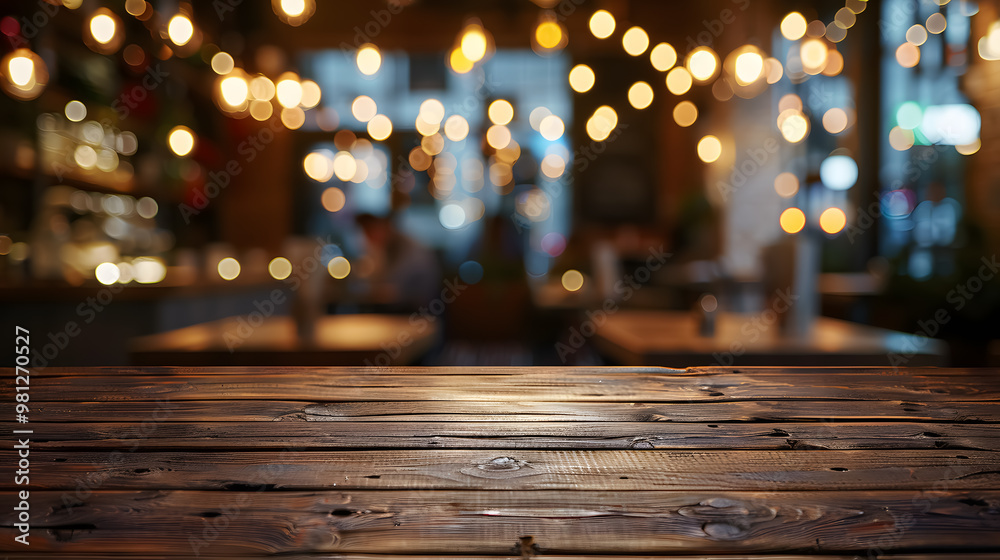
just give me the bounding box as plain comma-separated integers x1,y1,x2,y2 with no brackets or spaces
4,370,998,402
26,398,1000,423
1,365,997,556
1,490,998,554
9,422,1000,451
10,449,999,491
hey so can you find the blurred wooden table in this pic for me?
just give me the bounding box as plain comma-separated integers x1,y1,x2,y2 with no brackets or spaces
593,310,948,367
129,314,437,366
2,365,998,557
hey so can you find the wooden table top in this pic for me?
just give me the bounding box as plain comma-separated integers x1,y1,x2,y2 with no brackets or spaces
129,314,438,366
1,366,998,557
593,310,948,367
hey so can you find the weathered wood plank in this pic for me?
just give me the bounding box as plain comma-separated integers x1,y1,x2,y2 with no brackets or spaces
10,422,1000,451
5,371,999,402
11,449,1000,491
25,399,1000,423
2,490,998,554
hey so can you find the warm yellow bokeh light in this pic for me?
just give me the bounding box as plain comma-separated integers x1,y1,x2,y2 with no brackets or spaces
321,187,346,212
486,125,512,149
585,105,618,142
589,10,616,39
819,207,847,234
95,262,120,285
489,99,514,125
687,47,719,82
332,151,358,182
888,126,915,151
780,208,806,234
896,42,920,68
956,139,981,155
304,151,334,182
218,257,241,281
569,64,595,93
781,12,808,40
367,114,393,141
65,100,86,122
765,57,784,84
774,172,799,198
356,44,382,76
276,76,302,108
211,52,234,75
167,126,195,157
268,257,292,280
800,38,828,72
823,108,849,134
449,47,474,73
535,21,563,49
561,269,584,292
628,81,654,110
778,109,809,143
352,95,377,122
673,101,698,127
541,153,566,179
328,256,351,279
734,51,764,85
419,98,446,124
622,27,649,56
280,0,306,17
650,42,677,71
167,14,194,46
421,134,445,156
666,66,693,95
281,106,305,129
300,80,321,108
444,115,470,142
461,26,488,62
220,75,248,107
539,114,565,141
249,76,275,101
90,14,116,44
697,135,722,163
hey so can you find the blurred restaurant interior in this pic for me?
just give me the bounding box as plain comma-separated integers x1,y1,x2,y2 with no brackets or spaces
1,0,1000,369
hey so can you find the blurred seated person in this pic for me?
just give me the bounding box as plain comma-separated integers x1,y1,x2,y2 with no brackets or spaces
355,213,440,313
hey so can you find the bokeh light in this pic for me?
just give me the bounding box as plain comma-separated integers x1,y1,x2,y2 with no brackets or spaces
328,256,351,279
774,172,799,198
268,257,292,280
820,207,847,234
167,126,195,157
779,208,806,234
627,81,654,109
561,269,584,292
781,12,808,41
650,42,677,71
697,135,722,163
673,101,698,127
622,27,649,56
569,64,595,93
218,257,241,281
589,10,616,39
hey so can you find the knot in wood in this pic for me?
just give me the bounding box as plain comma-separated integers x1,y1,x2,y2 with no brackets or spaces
478,457,525,472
